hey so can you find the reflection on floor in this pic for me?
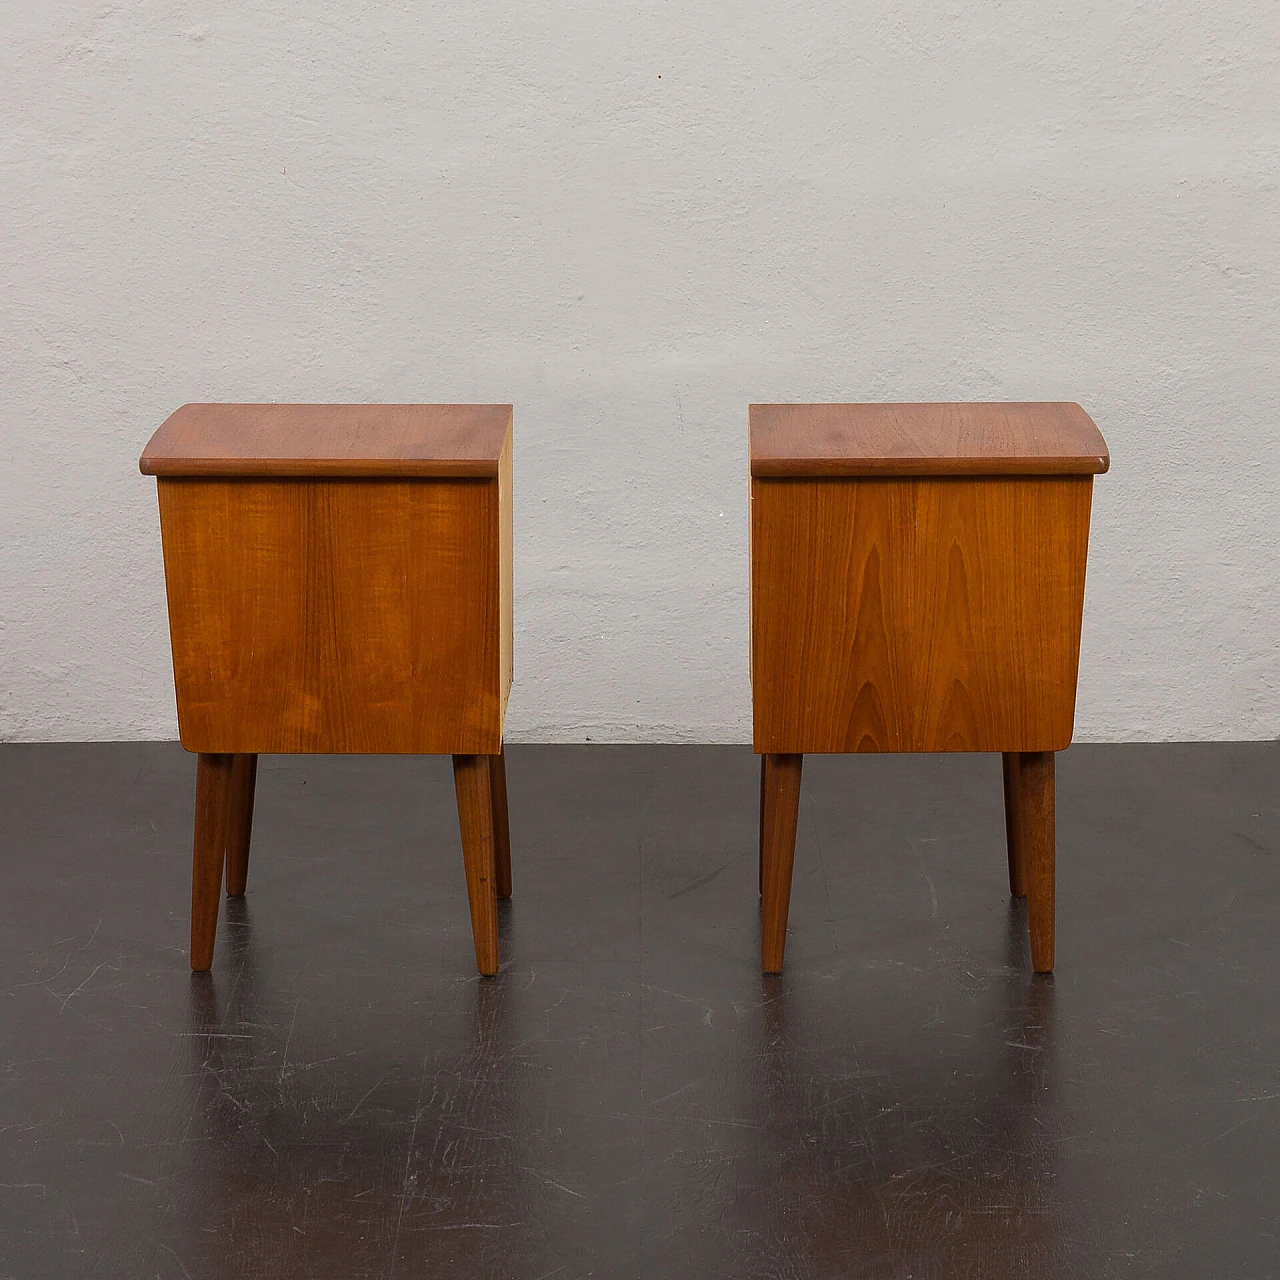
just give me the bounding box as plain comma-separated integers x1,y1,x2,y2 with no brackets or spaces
1,742,1276,1278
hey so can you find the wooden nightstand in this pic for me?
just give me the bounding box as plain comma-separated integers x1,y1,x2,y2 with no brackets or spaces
141,404,514,975
750,402,1109,974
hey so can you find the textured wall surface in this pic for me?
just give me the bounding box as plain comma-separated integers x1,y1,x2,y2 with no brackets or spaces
3,2,1278,743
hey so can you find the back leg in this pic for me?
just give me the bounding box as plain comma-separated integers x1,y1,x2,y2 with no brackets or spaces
1002,752,1027,897
225,754,258,898
760,753,803,974
489,746,512,900
191,753,234,972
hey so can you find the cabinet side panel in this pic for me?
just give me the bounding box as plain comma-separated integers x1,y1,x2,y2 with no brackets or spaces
157,477,502,753
751,476,1092,753
498,421,513,725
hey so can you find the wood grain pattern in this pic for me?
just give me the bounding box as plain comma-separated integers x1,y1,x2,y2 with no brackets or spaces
1015,751,1056,973
191,753,233,972
751,476,1094,753
224,753,257,897
760,753,803,974
750,402,1109,477
146,404,515,976
453,754,501,975
141,404,513,478
157,476,508,754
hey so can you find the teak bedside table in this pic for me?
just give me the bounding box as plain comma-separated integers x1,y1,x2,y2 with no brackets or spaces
140,403,514,976
750,402,1109,975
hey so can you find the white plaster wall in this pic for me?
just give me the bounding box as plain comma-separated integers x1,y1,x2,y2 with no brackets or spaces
2,2,1278,743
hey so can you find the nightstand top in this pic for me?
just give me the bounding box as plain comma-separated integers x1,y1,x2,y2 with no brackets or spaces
140,404,513,478
749,402,1109,478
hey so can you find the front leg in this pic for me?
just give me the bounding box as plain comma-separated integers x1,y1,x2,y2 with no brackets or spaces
452,754,501,975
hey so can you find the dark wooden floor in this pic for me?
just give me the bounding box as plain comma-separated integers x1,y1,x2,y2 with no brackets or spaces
1,742,1277,1278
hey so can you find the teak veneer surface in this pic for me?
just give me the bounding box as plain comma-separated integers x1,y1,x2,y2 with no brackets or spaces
142,403,515,974
141,403,512,477
750,475,1093,753
157,472,510,755
749,402,1109,477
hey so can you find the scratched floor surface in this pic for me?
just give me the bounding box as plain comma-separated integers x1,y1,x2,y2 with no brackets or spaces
1,742,1277,1278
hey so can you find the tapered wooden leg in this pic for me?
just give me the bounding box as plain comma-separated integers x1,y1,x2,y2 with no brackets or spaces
191,753,234,973
758,754,766,896
760,753,803,974
489,746,512,900
452,754,500,976
1002,752,1027,898
1014,752,1056,974
224,754,258,898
